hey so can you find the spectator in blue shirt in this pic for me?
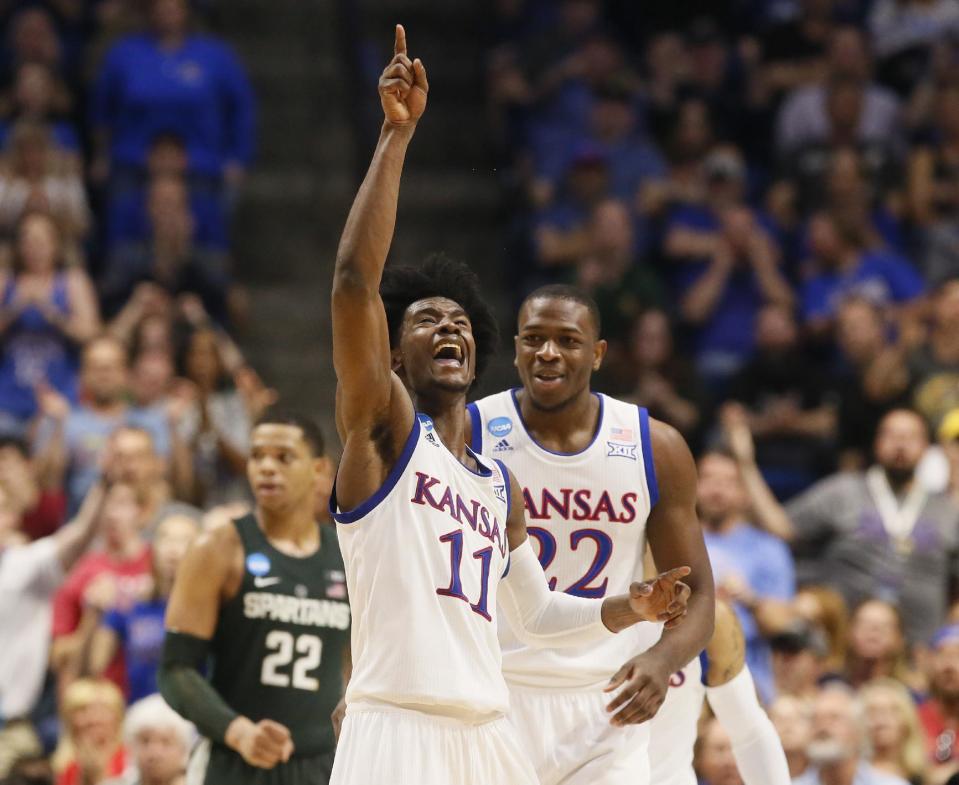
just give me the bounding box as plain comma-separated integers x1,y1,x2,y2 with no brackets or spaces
531,80,665,207
672,205,795,386
697,448,797,703
800,210,925,334
100,174,232,324
0,212,99,427
84,512,199,703
92,0,255,182
105,133,228,253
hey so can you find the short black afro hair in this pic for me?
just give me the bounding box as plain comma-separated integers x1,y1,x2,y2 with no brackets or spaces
520,284,602,337
380,252,499,380
254,406,326,457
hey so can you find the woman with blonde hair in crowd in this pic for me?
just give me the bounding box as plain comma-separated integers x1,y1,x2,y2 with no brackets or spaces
861,678,927,785
794,584,850,673
52,678,128,785
845,599,913,689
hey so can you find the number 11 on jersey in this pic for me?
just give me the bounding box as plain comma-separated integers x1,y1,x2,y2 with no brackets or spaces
436,530,493,621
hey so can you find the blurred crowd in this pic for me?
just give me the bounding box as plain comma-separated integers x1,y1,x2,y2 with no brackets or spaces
0,1,275,784
486,0,959,784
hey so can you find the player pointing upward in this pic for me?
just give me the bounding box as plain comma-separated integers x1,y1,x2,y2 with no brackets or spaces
328,26,691,785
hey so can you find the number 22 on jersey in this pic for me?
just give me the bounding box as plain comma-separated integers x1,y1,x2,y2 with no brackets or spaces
260,630,323,690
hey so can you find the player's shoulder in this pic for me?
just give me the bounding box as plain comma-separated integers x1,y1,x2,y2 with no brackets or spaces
645,417,696,488
185,520,242,570
466,389,516,451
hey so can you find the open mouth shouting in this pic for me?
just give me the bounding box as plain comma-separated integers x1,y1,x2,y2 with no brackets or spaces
433,340,465,368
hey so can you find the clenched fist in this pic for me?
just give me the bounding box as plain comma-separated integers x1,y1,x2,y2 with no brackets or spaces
226,717,294,769
379,24,428,126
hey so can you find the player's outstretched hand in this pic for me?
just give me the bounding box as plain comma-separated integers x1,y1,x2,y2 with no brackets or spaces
226,717,295,769
626,566,691,628
379,24,428,126
604,652,672,726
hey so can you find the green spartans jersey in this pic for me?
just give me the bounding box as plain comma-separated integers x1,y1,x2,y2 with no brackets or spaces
211,515,350,756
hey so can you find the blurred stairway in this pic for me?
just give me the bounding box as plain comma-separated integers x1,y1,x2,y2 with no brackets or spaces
215,0,512,441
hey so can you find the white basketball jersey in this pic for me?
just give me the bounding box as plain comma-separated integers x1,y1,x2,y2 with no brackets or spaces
468,390,659,688
333,413,512,721
648,653,706,785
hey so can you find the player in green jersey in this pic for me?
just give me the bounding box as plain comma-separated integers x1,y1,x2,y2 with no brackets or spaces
159,408,348,785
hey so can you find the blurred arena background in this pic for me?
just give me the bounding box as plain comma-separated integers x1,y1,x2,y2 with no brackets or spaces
6,0,959,784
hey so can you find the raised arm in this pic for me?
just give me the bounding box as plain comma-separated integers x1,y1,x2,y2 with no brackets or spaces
605,419,715,726
332,26,428,503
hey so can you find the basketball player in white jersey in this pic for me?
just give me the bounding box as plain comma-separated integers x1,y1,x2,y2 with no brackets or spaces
327,27,692,785
648,600,791,785
467,286,716,784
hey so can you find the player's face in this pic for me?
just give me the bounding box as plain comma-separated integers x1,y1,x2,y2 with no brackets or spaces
397,298,476,396
514,297,605,412
248,424,320,513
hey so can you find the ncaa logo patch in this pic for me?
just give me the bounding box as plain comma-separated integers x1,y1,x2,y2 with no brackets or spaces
246,552,271,577
607,442,637,460
488,416,513,438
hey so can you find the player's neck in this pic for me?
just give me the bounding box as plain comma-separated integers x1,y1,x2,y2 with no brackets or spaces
256,505,320,556
516,388,598,452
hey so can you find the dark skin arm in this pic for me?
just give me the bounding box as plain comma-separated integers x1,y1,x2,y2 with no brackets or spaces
605,419,715,726
502,465,692,632
165,526,294,769
333,25,428,508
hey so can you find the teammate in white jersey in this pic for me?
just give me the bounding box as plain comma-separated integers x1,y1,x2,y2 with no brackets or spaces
328,28,692,785
467,286,715,784
649,600,790,785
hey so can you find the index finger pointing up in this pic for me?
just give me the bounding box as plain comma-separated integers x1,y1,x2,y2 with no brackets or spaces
395,24,407,56
659,566,692,584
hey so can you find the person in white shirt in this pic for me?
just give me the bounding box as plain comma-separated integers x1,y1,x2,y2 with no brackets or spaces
0,481,106,720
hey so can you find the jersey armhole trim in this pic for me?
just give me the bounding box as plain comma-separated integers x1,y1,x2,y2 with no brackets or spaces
493,458,512,514
467,402,483,455
330,416,421,525
699,649,710,686
638,407,659,508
